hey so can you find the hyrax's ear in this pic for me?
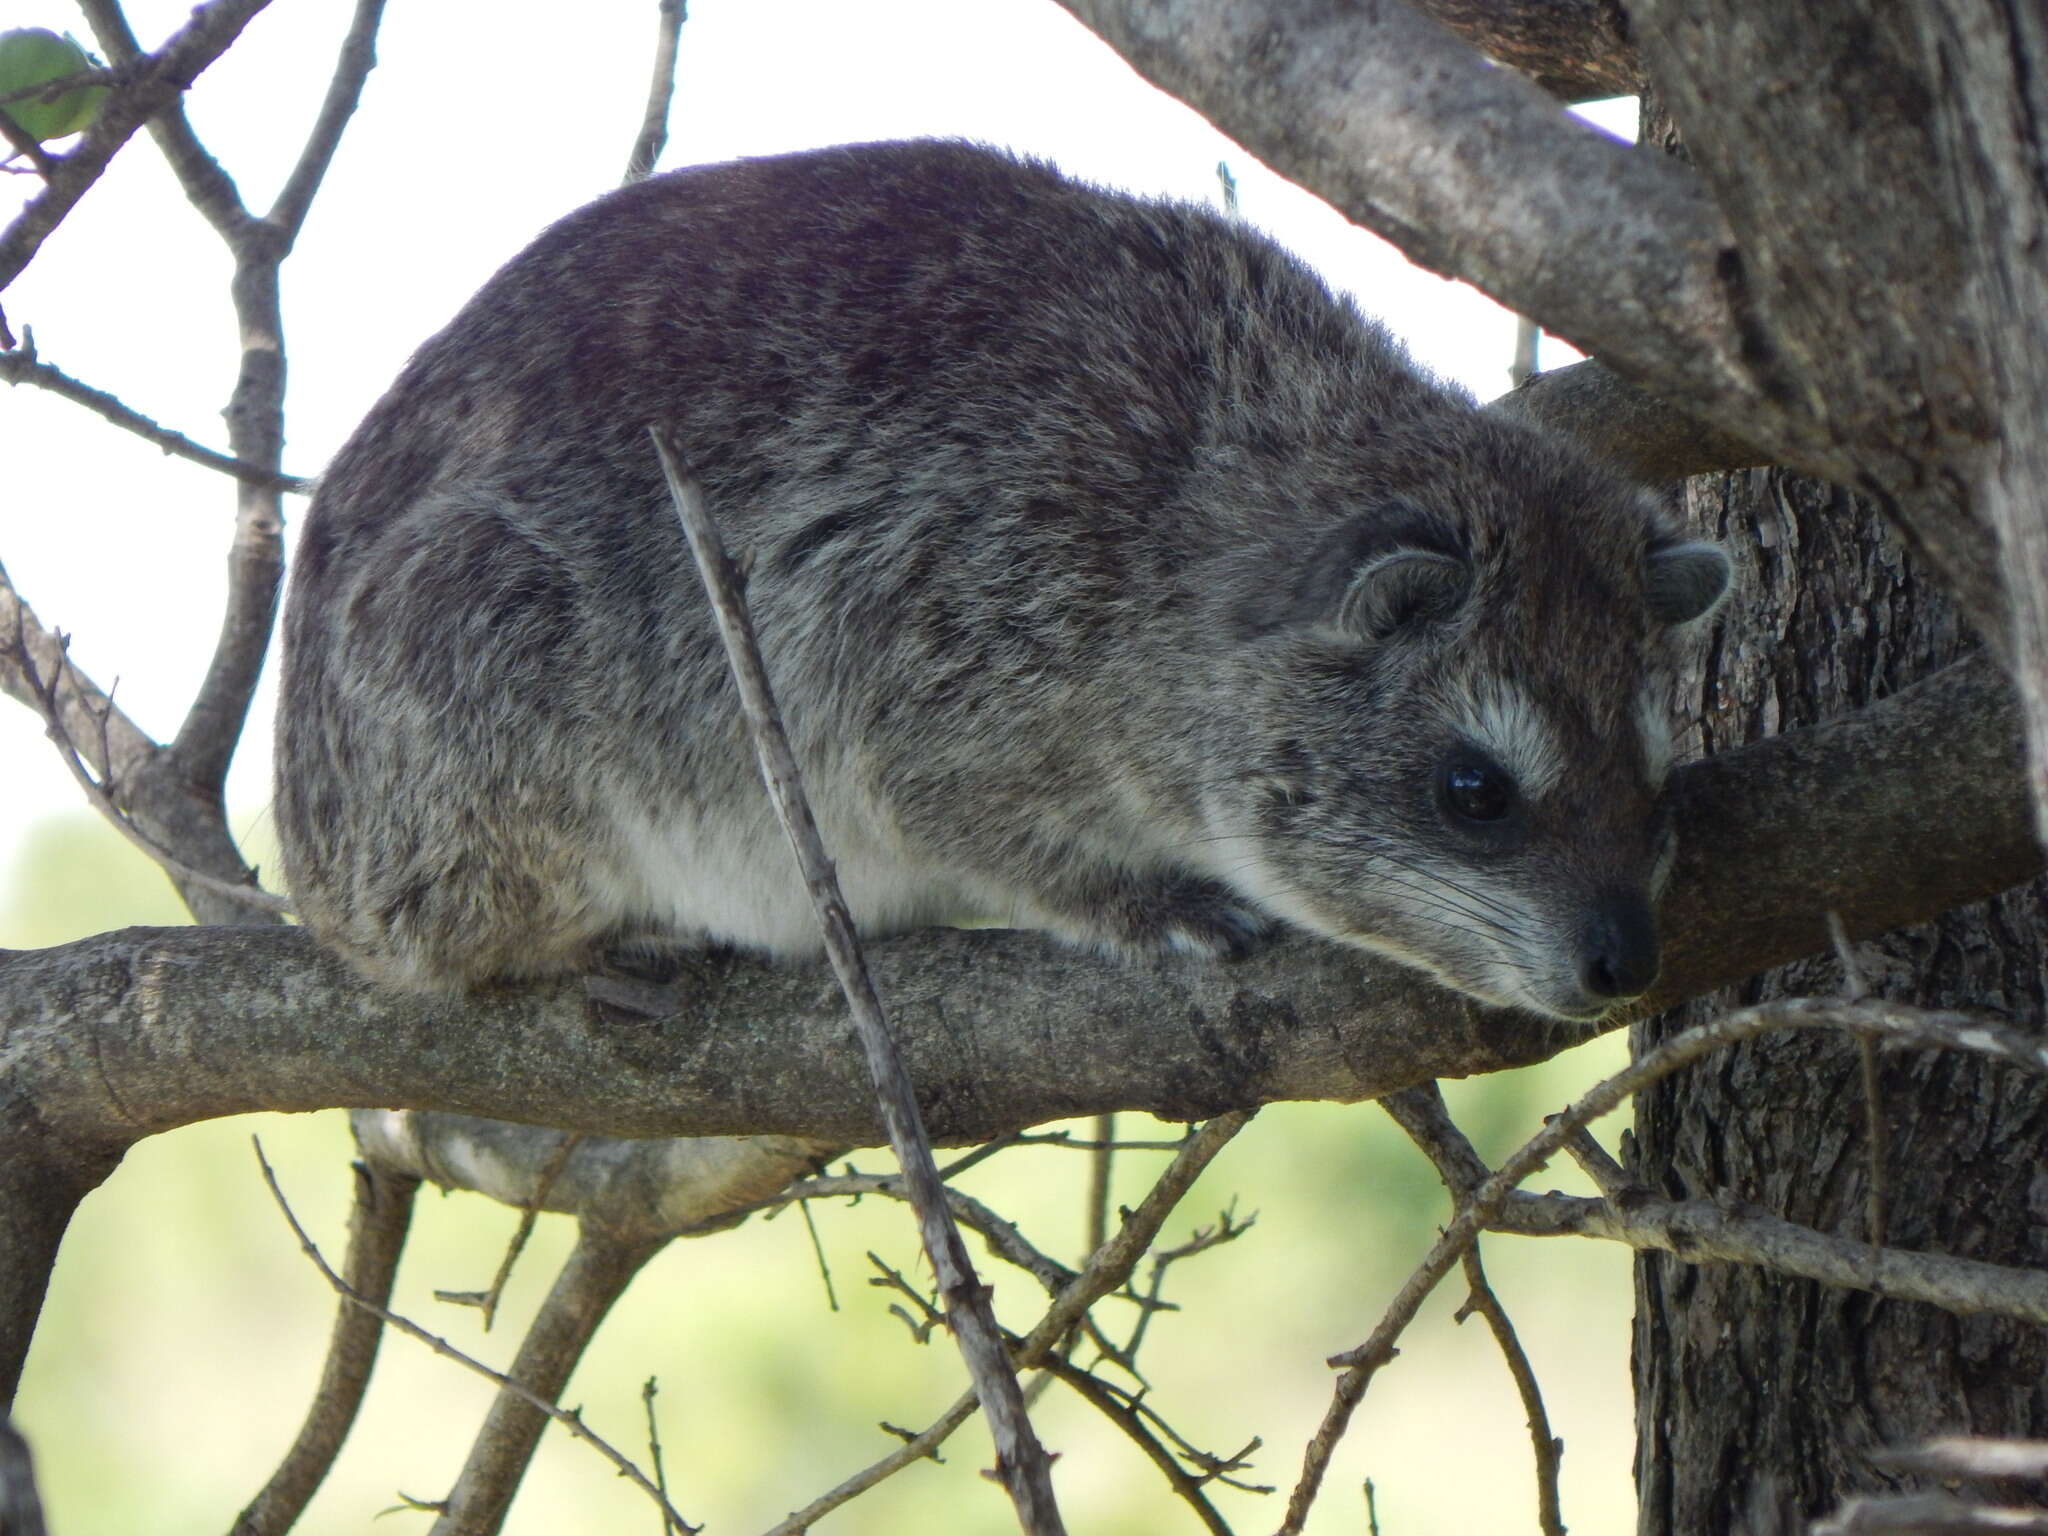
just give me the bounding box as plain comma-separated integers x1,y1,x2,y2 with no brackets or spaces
1336,549,1472,641
1645,539,1733,626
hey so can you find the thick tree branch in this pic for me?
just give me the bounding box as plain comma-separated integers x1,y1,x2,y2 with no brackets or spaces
0,650,2038,1408
1050,0,1792,459
1646,652,2035,1010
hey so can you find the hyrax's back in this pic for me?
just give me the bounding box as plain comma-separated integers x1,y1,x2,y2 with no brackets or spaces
279,140,1726,1011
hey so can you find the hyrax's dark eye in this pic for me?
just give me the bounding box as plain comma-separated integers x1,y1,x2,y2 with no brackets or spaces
1440,761,1515,823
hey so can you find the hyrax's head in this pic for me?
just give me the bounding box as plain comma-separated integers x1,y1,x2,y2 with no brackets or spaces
1211,416,1731,1021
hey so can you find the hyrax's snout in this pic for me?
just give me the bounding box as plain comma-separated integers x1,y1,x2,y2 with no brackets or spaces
1577,887,1660,1003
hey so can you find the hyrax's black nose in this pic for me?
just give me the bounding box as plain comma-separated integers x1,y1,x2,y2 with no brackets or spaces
1579,889,1660,1000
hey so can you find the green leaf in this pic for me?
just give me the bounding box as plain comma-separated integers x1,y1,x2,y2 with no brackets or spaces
0,28,107,143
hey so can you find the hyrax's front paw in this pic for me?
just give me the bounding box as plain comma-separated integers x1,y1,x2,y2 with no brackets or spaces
1114,875,1280,961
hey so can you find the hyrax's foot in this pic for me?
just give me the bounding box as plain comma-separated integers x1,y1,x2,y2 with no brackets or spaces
582,937,702,1023
1089,874,1280,961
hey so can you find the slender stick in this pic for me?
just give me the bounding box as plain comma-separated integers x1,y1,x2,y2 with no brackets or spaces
623,0,685,184
651,436,1065,1535
253,1141,695,1534
0,334,310,490
1456,1245,1564,1536
430,1225,674,1536
231,1160,421,1536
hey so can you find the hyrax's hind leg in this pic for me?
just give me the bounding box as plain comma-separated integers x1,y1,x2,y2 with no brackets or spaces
582,932,715,1023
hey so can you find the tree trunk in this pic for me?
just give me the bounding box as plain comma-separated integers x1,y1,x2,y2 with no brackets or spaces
1629,462,2048,1530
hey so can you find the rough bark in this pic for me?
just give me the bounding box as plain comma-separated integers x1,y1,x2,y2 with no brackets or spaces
1631,480,2048,1529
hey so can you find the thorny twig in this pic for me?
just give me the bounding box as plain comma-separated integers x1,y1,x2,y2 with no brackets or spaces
654,443,1063,1533
1280,994,2048,1534
253,1139,697,1535
869,1252,946,1344
5,606,288,912
1117,1203,1254,1370
432,1223,675,1535
762,1113,1253,1536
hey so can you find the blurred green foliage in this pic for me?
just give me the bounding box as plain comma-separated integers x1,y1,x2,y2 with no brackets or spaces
6,808,1640,1534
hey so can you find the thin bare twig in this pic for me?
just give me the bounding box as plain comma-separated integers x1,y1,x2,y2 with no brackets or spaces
0,329,310,490
653,441,1064,1534
1280,994,2048,1535
252,1140,694,1534
1455,1245,1563,1536
430,1224,678,1536
763,1113,1252,1536
1033,1356,1239,1536
642,1379,683,1534
232,1159,421,1536
435,1132,583,1329
267,0,386,243
795,1195,841,1312
623,0,685,184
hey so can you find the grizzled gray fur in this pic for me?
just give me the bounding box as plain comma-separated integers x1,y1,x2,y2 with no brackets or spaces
277,140,1730,1021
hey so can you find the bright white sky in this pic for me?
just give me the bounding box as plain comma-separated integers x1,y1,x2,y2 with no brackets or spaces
0,0,1632,890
